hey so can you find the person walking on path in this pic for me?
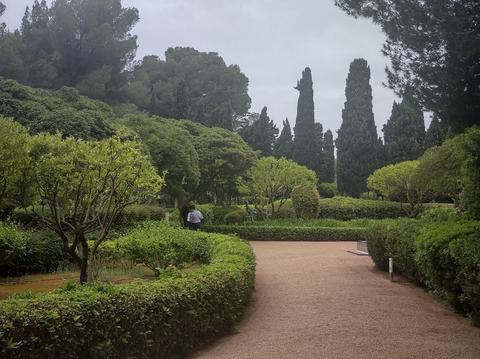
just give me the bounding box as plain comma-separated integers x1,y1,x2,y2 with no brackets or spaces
187,204,204,231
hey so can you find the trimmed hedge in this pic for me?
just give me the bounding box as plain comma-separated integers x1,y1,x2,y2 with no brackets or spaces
0,223,65,276
203,225,368,242
318,197,407,220
0,225,256,358
366,217,480,325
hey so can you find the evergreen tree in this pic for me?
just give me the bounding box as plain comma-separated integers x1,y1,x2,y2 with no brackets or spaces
321,130,335,183
238,106,278,156
383,92,426,164
274,118,294,159
313,122,324,180
0,1,5,36
336,59,380,197
293,67,316,170
173,80,190,120
424,115,447,149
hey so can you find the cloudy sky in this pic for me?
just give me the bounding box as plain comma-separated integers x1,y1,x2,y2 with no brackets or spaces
3,0,410,135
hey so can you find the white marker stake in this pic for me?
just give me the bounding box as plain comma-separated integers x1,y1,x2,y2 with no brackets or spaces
389,257,393,282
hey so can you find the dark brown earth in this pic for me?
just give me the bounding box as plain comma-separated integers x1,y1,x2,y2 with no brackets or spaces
193,241,480,359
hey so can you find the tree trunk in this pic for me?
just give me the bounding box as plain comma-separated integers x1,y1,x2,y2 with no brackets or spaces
79,236,89,285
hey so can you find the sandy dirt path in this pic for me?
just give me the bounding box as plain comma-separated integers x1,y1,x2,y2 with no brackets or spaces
192,241,480,359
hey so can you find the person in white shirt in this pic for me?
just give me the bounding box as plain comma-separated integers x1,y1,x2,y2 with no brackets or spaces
187,205,204,231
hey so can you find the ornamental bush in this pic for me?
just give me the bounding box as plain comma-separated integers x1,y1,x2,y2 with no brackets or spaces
291,184,320,219
203,225,368,242
317,183,338,198
318,197,406,220
0,224,256,358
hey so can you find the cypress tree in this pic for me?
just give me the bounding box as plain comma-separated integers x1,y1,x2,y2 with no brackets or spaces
274,118,294,159
238,106,278,156
336,58,379,197
293,67,316,170
321,130,335,183
424,115,447,149
383,92,425,164
313,122,324,180
173,80,190,120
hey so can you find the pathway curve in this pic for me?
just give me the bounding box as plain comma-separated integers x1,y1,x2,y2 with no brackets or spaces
192,241,480,359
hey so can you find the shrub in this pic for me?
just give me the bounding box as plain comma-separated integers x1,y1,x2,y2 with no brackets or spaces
318,197,407,220
224,210,245,224
415,221,480,324
115,204,166,227
366,219,423,281
0,223,65,276
203,225,368,242
0,226,255,358
420,206,461,223
317,183,337,198
291,184,320,219
117,222,210,275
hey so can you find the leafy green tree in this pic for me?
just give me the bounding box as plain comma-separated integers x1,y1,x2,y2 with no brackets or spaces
1,0,139,101
321,129,335,183
335,0,480,132
0,117,31,215
368,160,429,217
293,67,317,170
120,115,200,203
417,127,480,218
0,78,115,140
238,106,278,156
424,115,447,149
274,118,294,159
246,157,317,217
178,121,256,203
336,59,380,197
128,48,251,129
27,134,163,284
383,92,425,164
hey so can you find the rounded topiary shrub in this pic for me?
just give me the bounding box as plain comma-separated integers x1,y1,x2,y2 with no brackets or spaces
317,182,337,198
224,209,245,224
291,184,320,219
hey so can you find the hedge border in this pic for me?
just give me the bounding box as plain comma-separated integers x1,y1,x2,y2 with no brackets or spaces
203,225,368,242
0,231,255,358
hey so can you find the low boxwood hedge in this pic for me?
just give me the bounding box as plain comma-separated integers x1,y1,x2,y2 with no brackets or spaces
203,225,368,242
0,225,256,358
366,216,480,326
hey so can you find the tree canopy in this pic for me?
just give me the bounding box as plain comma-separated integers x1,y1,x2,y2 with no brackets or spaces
335,0,480,132
238,106,278,157
383,92,425,164
127,48,251,130
320,129,335,183
0,0,139,101
293,67,317,170
246,156,317,217
336,58,380,197
274,118,294,160
0,78,115,140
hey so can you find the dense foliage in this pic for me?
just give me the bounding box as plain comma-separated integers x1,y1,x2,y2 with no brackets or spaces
273,119,294,159
366,213,480,325
424,116,447,149
127,48,251,129
203,224,368,242
293,67,317,170
334,0,480,132
0,0,139,101
0,224,256,358
291,184,321,219
0,78,115,140
238,106,278,156
336,59,381,197
383,93,425,164
245,157,317,217
320,130,335,183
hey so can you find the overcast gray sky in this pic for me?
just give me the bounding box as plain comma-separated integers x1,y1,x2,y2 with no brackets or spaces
3,0,410,136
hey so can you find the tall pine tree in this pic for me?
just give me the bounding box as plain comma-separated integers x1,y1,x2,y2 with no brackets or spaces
293,67,316,170
313,122,324,180
274,118,294,159
321,130,335,183
424,115,447,149
383,92,425,164
238,106,278,156
336,59,380,197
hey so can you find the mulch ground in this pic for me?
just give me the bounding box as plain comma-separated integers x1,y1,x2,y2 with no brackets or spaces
192,241,480,359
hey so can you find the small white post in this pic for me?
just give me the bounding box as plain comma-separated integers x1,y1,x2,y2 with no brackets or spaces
389,257,394,282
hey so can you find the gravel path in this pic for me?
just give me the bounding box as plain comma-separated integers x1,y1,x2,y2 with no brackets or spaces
192,241,480,359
